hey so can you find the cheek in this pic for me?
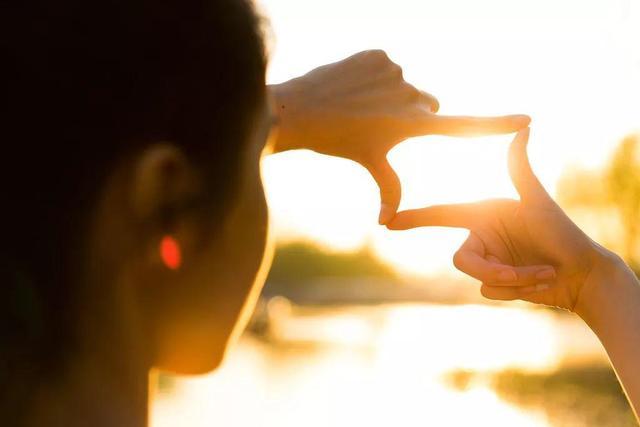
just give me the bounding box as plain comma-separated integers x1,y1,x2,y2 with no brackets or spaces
210,151,269,291
212,166,271,319
154,175,270,374
205,169,271,358
232,170,269,274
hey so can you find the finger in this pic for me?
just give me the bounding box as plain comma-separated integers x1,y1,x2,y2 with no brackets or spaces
466,262,557,286
486,254,502,263
409,114,531,137
454,234,519,283
496,264,556,285
485,252,557,285
364,157,401,225
454,234,557,285
480,283,553,301
418,91,439,113
386,203,479,230
508,128,552,203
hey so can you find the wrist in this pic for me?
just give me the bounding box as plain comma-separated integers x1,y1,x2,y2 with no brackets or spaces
574,246,636,331
268,81,304,153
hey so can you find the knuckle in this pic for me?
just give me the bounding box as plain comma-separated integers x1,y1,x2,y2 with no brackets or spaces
399,83,420,102
452,251,465,270
388,62,403,79
369,49,390,61
421,91,440,112
480,284,495,300
361,49,390,66
354,50,372,60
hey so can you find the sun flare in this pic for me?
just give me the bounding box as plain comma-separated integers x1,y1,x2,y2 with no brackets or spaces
260,0,640,276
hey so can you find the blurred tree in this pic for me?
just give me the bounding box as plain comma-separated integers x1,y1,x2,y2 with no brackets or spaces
556,168,607,208
266,241,395,284
557,134,640,267
606,135,640,263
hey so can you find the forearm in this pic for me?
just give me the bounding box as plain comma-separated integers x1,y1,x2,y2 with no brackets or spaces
576,251,640,418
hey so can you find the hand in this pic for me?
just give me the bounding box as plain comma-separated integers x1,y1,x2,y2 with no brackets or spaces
269,50,531,224
387,128,617,312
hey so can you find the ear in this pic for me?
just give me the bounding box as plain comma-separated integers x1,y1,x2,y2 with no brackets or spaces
129,143,201,229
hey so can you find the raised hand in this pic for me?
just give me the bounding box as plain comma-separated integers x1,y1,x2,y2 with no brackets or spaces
387,128,619,312
269,50,530,224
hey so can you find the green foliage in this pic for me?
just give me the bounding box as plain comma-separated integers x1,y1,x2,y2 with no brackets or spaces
557,168,607,207
447,363,636,426
266,241,395,284
557,133,640,264
492,364,636,426
606,135,640,261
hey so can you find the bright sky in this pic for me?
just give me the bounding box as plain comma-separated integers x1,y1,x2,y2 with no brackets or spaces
258,0,640,277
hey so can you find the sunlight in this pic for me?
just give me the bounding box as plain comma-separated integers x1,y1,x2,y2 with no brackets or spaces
152,2,636,426
153,305,601,426
259,0,640,276
376,305,558,374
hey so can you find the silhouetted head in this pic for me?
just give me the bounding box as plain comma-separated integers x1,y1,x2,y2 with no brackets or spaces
0,0,271,397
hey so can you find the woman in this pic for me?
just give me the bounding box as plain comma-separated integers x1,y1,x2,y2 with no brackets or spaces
388,128,640,420
0,0,529,425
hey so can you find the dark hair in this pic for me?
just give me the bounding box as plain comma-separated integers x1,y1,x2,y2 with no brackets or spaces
0,0,266,408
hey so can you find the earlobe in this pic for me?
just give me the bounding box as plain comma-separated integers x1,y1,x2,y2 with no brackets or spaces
160,235,182,270
128,143,200,273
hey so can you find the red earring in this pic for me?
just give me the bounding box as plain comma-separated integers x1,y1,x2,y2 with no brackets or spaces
160,235,182,270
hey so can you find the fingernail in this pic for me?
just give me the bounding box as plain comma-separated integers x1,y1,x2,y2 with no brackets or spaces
517,114,531,125
535,269,556,280
378,204,394,225
497,270,518,282
535,283,551,292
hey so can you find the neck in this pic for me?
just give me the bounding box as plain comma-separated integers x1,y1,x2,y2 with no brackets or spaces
28,348,150,427
28,351,150,427
27,273,153,427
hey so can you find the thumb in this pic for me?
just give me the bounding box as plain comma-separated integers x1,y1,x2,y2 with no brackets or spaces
508,128,551,204
365,157,402,225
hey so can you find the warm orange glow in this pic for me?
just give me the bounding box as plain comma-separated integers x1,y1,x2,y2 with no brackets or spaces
152,2,638,426
260,0,640,276
152,304,606,427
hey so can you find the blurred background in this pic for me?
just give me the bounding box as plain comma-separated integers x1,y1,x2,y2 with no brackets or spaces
153,0,640,425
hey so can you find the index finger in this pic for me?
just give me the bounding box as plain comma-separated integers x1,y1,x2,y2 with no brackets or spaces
407,114,531,138
386,203,478,230
454,233,517,282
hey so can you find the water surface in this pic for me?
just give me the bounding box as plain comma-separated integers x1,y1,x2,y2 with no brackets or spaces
152,303,608,427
